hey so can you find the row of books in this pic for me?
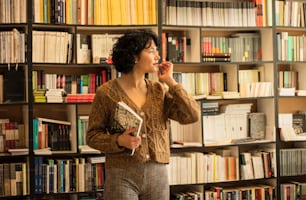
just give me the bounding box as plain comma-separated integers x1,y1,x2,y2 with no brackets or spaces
33,0,156,25
240,151,275,180
32,31,73,64
32,69,114,103
23,30,263,65
34,91,96,103
239,82,273,98
32,71,110,93
171,190,203,200
202,52,231,62
161,32,191,63
239,68,261,84
0,0,26,23
277,33,306,62
202,103,256,145
281,182,306,200
227,33,262,62
205,185,275,200
31,30,263,65
168,152,239,185
238,68,273,98
0,162,27,197
279,112,306,141
278,70,298,89
77,33,121,64
169,149,275,185
33,117,71,151
33,0,68,24
173,72,226,97
278,88,306,97
34,156,105,194
0,29,26,64
202,33,261,63
154,70,271,99
0,119,26,153
77,115,100,154
171,102,267,148
78,116,89,147
65,93,96,103
164,0,272,27
275,0,306,27
280,148,306,176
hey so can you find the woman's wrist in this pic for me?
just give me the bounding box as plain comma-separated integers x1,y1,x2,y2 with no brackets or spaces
116,134,123,147
164,78,178,87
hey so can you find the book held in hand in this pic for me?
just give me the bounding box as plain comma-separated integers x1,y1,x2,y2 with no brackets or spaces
114,101,143,155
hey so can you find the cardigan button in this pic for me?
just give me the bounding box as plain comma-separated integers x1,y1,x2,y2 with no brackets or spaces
140,111,145,116
142,134,147,138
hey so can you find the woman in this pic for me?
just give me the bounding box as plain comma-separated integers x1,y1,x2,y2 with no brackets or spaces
86,29,200,200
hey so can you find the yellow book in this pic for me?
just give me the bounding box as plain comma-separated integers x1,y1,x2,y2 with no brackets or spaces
150,0,157,24
142,0,148,24
110,0,121,24
94,0,101,24
120,0,127,25
130,0,137,24
101,0,110,25
136,0,144,24
74,158,79,192
33,0,42,23
47,0,51,23
65,0,72,24
22,163,27,195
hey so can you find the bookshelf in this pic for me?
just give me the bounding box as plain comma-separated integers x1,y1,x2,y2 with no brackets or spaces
163,0,277,199
1,0,306,199
0,0,29,199
275,1,306,199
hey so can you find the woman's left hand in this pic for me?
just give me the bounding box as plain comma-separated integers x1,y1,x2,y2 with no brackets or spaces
158,61,177,87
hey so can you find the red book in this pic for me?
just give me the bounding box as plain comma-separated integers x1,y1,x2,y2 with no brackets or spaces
202,37,212,54
4,122,15,150
97,163,104,190
101,69,108,84
255,0,263,26
162,32,167,61
89,73,96,93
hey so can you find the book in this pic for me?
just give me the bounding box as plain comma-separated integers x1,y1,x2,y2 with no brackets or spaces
291,181,306,200
202,53,231,58
292,113,306,134
279,113,306,141
7,148,29,155
3,69,25,103
112,101,143,155
248,112,266,139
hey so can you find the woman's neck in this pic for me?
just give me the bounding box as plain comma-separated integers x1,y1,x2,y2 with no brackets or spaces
119,73,145,89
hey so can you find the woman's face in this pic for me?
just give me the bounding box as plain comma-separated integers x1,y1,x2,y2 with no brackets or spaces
134,40,160,74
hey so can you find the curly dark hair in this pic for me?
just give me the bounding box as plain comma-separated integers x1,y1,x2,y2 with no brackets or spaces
111,29,160,73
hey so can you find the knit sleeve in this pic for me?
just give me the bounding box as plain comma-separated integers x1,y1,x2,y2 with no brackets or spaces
86,86,125,153
164,83,200,124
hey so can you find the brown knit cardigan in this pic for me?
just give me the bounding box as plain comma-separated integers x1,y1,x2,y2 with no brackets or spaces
86,78,200,168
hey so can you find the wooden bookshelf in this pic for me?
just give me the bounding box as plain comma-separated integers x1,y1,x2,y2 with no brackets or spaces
2,0,306,199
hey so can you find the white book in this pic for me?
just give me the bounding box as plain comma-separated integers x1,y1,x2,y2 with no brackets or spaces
252,155,265,179
113,101,143,155
37,117,71,125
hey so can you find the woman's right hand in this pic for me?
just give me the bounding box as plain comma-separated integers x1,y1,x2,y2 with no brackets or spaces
117,128,141,150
